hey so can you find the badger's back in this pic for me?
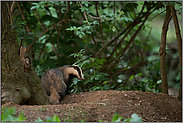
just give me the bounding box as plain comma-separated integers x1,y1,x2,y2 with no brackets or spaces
41,68,67,97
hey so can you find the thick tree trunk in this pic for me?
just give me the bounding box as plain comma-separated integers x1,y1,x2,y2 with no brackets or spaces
1,2,48,105
159,5,171,94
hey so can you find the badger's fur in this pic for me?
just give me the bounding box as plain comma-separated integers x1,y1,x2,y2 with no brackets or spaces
41,65,84,104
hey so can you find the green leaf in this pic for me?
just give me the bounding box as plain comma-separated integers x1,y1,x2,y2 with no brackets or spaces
123,118,130,122
129,113,142,122
30,6,37,10
17,112,26,122
111,113,123,122
79,34,83,38
52,114,60,122
25,38,34,44
27,35,35,40
35,117,44,122
1,107,26,122
98,119,103,122
44,114,60,122
157,80,162,84
129,75,134,80
28,32,34,35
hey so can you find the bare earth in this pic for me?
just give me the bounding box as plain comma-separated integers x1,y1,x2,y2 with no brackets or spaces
2,90,182,122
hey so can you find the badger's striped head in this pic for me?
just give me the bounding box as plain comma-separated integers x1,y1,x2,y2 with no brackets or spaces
71,65,85,80
64,65,85,81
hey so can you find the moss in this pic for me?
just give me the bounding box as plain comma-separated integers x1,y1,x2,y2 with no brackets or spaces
1,2,48,105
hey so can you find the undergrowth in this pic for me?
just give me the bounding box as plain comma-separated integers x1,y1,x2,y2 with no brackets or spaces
1,107,142,122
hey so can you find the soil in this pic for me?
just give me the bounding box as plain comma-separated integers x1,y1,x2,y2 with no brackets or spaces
2,90,182,122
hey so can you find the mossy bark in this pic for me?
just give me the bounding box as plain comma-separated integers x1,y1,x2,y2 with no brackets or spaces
1,2,48,105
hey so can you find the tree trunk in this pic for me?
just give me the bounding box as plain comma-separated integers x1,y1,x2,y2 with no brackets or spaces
1,2,48,105
159,5,171,94
169,4,182,100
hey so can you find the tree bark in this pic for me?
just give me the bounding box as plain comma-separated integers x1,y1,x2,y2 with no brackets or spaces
159,5,171,94
1,2,48,105
169,4,182,100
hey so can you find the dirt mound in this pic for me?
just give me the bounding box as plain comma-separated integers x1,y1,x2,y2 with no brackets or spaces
3,90,182,122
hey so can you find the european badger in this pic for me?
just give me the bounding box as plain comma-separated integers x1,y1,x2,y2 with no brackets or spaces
41,65,84,104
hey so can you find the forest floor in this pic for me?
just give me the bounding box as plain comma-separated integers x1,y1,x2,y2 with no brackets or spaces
2,90,182,122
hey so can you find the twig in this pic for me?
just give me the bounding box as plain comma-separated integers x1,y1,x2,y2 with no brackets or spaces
95,2,149,58
79,1,102,50
37,38,47,61
87,13,113,20
6,2,13,26
111,60,146,77
108,10,150,72
34,10,46,31
10,1,16,13
17,2,31,33
149,10,166,21
109,25,134,58
27,19,66,53
27,3,77,54
95,3,104,43
141,27,152,54
78,1,88,22
17,1,34,54
146,27,152,41
52,43,60,66
46,6,61,37
28,2,46,32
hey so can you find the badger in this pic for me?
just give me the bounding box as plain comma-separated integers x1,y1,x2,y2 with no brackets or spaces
41,65,84,104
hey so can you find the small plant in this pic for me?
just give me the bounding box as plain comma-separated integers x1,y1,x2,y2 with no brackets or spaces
1,107,142,122
62,113,74,122
111,113,143,122
69,49,110,93
35,114,60,122
99,113,142,122
55,109,61,113
39,106,47,112
1,107,26,122
124,113,143,122
111,113,124,122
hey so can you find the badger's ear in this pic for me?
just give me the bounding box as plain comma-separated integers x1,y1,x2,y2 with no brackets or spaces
70,65,78,69
70,65,80,71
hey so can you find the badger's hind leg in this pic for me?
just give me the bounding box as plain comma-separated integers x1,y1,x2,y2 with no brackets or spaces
49,87,60,104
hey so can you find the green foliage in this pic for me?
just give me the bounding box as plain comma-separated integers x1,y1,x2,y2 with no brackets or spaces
99,113,142,122
11,21,35,45
111,113,142,122
66,21,99,38
69,49,110,93
11,1,181,94
111,113,124,122
1,107,26,122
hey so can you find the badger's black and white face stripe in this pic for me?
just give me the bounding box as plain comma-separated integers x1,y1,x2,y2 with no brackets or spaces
64,65,85,80
71,65,84,80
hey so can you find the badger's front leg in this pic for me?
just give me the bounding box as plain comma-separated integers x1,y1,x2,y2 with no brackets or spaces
49,87,60,104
